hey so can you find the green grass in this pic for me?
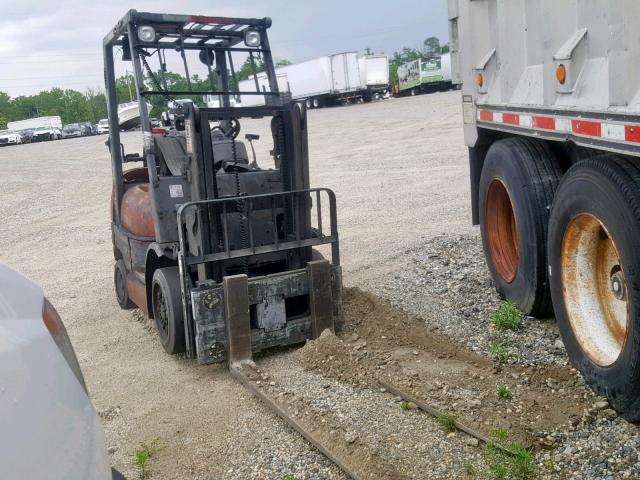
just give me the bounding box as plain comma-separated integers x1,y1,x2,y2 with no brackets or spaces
283,476,299,480
485,430,536,480
133,441,158,480
496,383,512,399
488,461,509,480
489,336,514,364
494,428,508,442
493,301,524,331
463,462,476,476
399,401,414,411
510,442,536,479
436,414,457,433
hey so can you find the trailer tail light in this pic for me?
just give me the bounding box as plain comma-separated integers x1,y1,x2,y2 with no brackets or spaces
475,73,484,88
556,64,567,84
42,298,88,393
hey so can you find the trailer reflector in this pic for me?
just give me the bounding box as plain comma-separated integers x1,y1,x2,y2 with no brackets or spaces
502,113,519,125
625,126,640,143
476,108,640,150
533,116,556,130
572,120,601,137
479,110,493,122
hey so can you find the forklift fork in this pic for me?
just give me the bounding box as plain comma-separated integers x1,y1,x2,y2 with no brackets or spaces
223,259,335,365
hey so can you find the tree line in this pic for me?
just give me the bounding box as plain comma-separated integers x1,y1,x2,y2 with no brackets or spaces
0,40,446,129
0,56,285,129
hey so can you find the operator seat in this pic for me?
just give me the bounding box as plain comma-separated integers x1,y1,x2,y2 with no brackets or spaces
210,130,250,172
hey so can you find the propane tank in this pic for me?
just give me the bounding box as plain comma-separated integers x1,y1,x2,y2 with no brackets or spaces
121,184,156,238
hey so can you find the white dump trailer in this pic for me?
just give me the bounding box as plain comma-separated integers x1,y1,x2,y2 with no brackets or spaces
7,116,62,130
449,0,640,420
358,55,390,99
238,52,363,108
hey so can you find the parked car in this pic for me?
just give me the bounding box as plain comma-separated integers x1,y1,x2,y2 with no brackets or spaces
80,121,97,136
0,264,126,479
20,128,35,143
32,126,61,142
62,123,84,139
97,118,110,134
0,130,23,146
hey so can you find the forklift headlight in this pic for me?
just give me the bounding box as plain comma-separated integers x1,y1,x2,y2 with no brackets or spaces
244,30,261,47
137,25,156,43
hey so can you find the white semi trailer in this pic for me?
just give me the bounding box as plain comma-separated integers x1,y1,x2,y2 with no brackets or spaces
449,0,640,420
358,54,390,100
238,52,376,108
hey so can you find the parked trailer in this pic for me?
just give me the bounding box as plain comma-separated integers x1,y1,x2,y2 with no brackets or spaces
397,53,452,96
449,0,640,420
7,116,62,130
238,52,363,108
358,54,390,101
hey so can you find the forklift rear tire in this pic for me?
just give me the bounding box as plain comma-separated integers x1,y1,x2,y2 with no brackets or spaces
151,267,186,355
479,137,561,316
114,259,134,309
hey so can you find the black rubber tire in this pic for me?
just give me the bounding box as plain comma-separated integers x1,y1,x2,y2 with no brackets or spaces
114,259,134,309
151,267,186,355
548,156,640,421
312,97,321,108
111,468,127,480
479,137,562,316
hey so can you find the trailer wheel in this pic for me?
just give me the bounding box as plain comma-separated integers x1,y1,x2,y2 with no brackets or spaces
305,98,312,109
151,267,185,355
548,157,640,421
114,259,134,309
312,97,321,108
479,137,561,316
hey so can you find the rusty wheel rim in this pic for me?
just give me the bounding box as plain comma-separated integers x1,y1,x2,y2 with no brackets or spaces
561,214,629,366
486,179,519,283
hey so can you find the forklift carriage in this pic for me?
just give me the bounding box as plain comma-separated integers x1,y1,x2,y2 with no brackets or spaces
104,10,342,363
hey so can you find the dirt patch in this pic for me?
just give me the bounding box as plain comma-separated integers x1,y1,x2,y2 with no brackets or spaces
297,288,600,447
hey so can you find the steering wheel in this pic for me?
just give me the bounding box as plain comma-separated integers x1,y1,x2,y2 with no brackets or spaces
210,118,240,139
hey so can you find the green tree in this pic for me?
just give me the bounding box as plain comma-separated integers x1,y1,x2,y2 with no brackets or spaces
423,36,441,57
0,116,7,129
441,44,450,54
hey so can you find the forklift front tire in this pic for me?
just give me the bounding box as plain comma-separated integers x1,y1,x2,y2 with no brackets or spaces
151,267,186,355
114,259,134,310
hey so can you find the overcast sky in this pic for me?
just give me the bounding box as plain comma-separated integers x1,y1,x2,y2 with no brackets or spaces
0,0,449,97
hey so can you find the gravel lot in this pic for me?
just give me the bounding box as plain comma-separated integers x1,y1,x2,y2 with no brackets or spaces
1,90,638,479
